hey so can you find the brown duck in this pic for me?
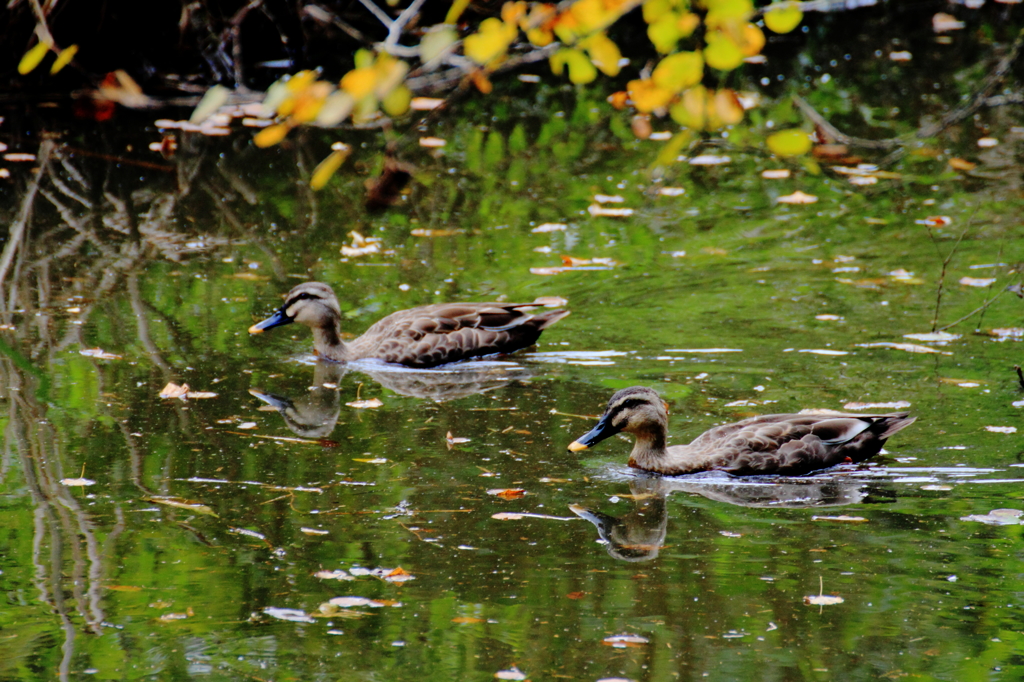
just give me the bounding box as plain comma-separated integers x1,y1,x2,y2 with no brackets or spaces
568,387,916,476
248,282,570,368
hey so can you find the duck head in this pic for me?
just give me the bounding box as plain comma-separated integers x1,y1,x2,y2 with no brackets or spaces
249,282,342,334
568,386,669,452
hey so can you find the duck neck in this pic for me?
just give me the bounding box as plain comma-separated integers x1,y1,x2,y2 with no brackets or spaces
627,427,669,471
312,324,350,362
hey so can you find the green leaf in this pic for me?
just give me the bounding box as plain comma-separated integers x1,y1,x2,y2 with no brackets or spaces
767,129,812,156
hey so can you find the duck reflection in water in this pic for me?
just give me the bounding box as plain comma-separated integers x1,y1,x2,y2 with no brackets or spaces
250,361,536,438
571,474,873,562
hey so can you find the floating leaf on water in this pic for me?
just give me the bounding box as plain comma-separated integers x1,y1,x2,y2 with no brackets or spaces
410,97,445,111
530,267,566,276
933,12,965,32
761,169,790,179
848,176,877,186
446,431,471,450
811,515,868,523
977,137,999,148
80,348,122,360
301,527,329,536
383,567,414,583
353,457,387,464
915,216,951,227
988,328,1024,341
921,485,953,491
960,509,1023,525
856,342,950,355
189,85,231,125
815,314,843,321
315,570,355,580
720,530,742,537
904,332,960,343
777,190,817,204
310,149,350,190
985,426,1017,434
804,594,844,606
658,186,686,196
329,596,387,608
843,401,911,410
689,155,731,165
494,667,528,681
410,228,462,237
263,607,315,623
346,398,383,409
159,382,189,399
492,512,526,520
594,194,625,204
157,611,192,622
532,222,567,233
452,616,485,624
61,477,96,486
237,422,258,430
959,276,996,287
419,136,446,148
340,231,382,257
186,391,218,399
603,633,650,647
146,497,218,517
488,488,527,500
587,204,634,217
948,157,976,171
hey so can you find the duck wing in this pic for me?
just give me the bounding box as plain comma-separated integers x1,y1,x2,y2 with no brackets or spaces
688,412,915,476
349,303,570,367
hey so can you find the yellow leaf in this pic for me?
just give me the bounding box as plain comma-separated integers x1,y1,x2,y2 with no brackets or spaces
670,85,707,129
653,130,693,167
583,33,621,77
18,41,52,75
740,23,765,56
445,0,471,23
712,89,744,126
341,67,377,99
527,27,554,46
652,51,703,93
764,2,803,34
677,12,700,37
628,78,674,113
464,18,517,65
315,91,354,126
642,0,673,23
705,0,754,26
310,149,349,190
704,32,744,70
419,26,457,64
253,123,291,148
50,44,78,74
550,48,597,84
767,129,812,156
502,1,527,25
190,84,232,125
647,13,681,53
353,49,375,70
382,84,412,116
372,56,409,98
285,70,319,93
292,82,332,123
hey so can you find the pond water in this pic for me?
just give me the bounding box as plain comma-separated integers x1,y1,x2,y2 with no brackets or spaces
2,25,1024,682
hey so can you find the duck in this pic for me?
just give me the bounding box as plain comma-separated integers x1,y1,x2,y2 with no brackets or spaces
568,386,916,476
248,282,570,368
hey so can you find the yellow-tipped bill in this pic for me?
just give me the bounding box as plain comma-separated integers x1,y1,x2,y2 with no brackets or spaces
248,323,265,334
568,440,589,452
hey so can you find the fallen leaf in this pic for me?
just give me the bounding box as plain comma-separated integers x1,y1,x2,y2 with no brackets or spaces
916,216,951,227
566,591,586,600
815,314,843,321
383,567,414,583
411,97,445,110
594,194,624,203
146,496,218,517
985,426,1017,434
446,431,471,449
988,328,1024,340
804,594,844,606
107,585,143,592
159,382,190,399
811,515,868,523
843,401,911,410
587,204,634,217
315,570,355,580
301,527,329,536
410,228,462,237
761,169,790,179
340,231,382,257
452,616,485,624
603,634,650,647
347,398,383,409
959,276,996,287
328,596,387,608
948,157,976,171
488,488,527,500
353,457,387,463
657,186,686,196
60,477,96,486
689,155,731,165
419,136,446,148
933,12,965,32
531,222,567,233
495,667,527,681
80,348,122,360
856,342,950,355
263,607,315,623
903,332,960,343
960,509,1022,525
777,190,817,204
978,137,998,148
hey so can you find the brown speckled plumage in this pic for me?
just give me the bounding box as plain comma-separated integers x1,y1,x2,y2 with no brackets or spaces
569,387,916,476
249,282,570,368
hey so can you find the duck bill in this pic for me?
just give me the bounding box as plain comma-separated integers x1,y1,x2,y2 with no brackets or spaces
248,307,292,334
567,413,620,452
